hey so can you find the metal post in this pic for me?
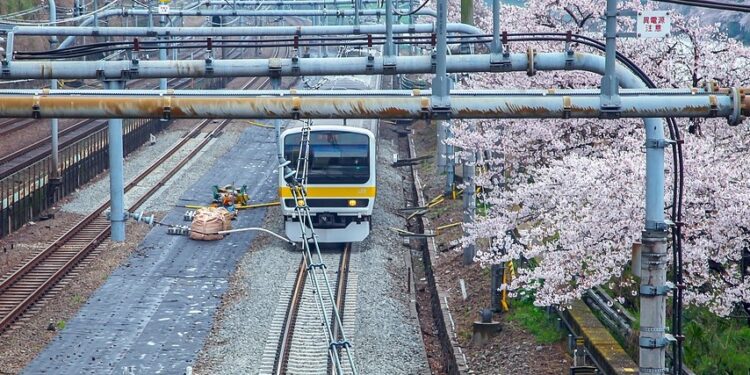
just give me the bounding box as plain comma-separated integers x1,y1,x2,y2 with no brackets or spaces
460,0,473,25
354,0,361,25
462,122,475,265
385,0,394,57
600,0,620,109
640,118,669,373
432,0,450,192
490,263,502,311
93,0,99,27
491,0,501,55
49,1,61,193
106,80,126,242
444,76,455,194
159,14,168,90
272,77,283,163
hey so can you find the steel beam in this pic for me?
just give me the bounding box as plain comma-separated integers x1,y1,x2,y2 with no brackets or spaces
0,90,739,120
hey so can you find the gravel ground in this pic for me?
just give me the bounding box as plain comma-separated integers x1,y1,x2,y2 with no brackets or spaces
410,120,571,374
61,127,243,215
350,139,429,374
195,136,430,375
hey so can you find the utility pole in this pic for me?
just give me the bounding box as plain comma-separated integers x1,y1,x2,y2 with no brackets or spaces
49,0,61,203
106,80,127,242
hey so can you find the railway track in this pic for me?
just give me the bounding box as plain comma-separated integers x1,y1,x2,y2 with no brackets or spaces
0,54,278,334
259,243,356,375
0,43,250,179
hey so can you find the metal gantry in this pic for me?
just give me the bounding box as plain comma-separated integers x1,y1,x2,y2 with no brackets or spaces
0,0,742,371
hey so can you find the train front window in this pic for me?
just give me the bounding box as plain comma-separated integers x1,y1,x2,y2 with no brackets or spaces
284,131,370,184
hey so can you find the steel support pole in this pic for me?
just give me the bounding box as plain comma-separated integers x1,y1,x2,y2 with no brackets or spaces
462,121,476,265
432,0,451,193
49,1,60,190
354,0,361,25
159,14,168,90
600,0,620,109
491,0,501,55
106,80,126,242
385,0,394,58
444,76,455,195
460,0,473,25
641,120,669,371
272,77,283,163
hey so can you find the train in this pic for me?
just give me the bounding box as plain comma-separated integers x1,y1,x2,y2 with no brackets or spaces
279,124,376,243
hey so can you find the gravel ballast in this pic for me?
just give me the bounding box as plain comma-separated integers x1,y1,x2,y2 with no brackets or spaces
23,126,278,374
195,133,430,374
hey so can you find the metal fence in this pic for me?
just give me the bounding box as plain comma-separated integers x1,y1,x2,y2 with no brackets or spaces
0,76,228,239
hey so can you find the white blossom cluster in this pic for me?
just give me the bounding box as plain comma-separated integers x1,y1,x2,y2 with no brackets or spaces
438,0,750,316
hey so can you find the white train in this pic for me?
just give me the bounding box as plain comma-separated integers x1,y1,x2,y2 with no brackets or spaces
279,124,376,243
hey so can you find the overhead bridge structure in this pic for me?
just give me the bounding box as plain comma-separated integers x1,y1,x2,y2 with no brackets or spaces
0,0,736,373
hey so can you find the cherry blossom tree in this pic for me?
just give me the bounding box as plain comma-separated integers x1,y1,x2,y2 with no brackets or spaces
440,0,750,316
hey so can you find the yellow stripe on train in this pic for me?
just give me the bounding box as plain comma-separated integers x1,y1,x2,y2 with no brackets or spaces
279,186,377,198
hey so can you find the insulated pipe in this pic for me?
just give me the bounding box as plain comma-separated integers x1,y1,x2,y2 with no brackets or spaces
0,92,736,119
50,22,481,50
0,53,591,80
14,23,477,37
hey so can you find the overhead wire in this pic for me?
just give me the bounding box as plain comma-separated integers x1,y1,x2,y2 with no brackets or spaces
652,0,750,12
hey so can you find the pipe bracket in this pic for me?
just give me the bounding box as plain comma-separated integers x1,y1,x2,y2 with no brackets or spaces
31,94,41,119
489,53,510,72
639,367,670,374
205,57,214,76
162,94,172,120
526,48,536,76
727,87,744,126
365,54,375,73
644,138,675,149
1,60,9,78
562,96,572,119
639,336,670,349
269,58,282,77
291,56,300,74
640,282,674,297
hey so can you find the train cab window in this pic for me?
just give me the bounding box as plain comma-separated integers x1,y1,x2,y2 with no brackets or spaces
284,131,370,184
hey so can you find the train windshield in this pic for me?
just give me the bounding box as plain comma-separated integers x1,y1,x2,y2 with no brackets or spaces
284,131,370,184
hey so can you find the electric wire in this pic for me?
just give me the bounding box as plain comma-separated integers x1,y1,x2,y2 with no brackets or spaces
652,0,750,12
393,0,431,16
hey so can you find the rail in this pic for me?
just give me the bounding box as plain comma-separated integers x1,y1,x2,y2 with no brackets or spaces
0,59,276,333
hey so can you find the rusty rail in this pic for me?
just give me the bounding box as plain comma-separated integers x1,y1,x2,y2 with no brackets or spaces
0,63,275,334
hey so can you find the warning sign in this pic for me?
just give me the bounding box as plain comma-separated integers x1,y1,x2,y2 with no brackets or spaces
637,11,671,38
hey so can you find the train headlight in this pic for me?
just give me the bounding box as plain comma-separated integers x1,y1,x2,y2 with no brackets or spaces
296,199,305,206
347,199,358,207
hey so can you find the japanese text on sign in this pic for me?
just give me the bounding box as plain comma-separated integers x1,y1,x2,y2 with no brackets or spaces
158,4,170,14
636,11,671,38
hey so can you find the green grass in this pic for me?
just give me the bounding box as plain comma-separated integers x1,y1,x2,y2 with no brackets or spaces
683,308,750,374
507,297,563,344
56,320,66,331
